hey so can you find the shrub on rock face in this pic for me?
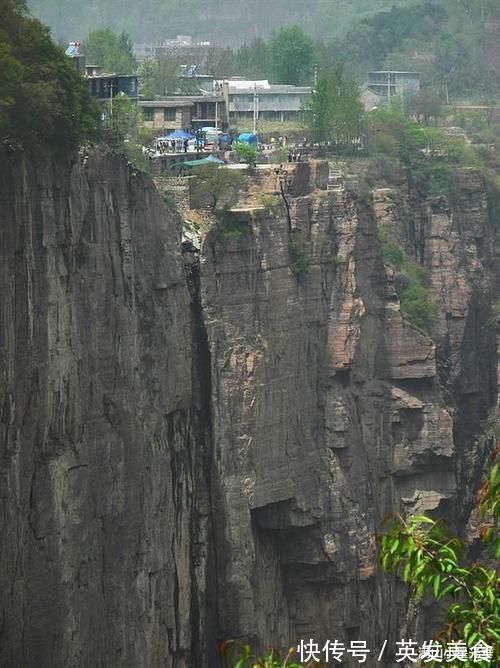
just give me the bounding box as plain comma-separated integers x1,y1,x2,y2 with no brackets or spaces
379,448,500,664
289,236,312,277
378,228,436,335
191,164,245,212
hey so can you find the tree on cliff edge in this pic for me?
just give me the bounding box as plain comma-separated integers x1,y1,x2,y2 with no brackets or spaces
0,0,98,150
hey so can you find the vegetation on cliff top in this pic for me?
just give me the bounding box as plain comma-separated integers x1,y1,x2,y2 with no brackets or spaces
0,0,98,150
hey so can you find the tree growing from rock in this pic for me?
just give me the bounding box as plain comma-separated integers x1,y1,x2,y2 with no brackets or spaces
379,448,500,664
191,164,244,212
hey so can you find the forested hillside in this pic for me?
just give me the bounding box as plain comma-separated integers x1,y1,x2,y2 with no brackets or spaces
28,0,414,43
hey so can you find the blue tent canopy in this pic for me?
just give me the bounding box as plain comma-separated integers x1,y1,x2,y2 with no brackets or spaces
165,130,195,140
237,133,258,144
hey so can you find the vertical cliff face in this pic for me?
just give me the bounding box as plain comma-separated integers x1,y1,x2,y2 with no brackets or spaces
0,147,213,667
200,162,499,654
0,148,498,666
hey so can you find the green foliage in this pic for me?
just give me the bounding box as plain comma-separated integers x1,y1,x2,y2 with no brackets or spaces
484,169,500,224
84,28,136,73
234,143,258,168
379,235,405,270
232,37,271,80
288,235,312,277
191,164,244,212
379,449,500,664
28,0,500,99
0,0,99,150
331,2,447,79
103,94,140,146
212,209,249,243
120,141,151,171
268,26,316,85
270,146,289,164
378,229,436,334
258,194,282,216
306,65,365,144
219,641,308,667
161,191,179,214
138,55,179,97
367,108,479,201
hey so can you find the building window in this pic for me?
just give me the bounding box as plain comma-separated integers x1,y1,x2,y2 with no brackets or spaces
143,108,154,121
164,107,176,121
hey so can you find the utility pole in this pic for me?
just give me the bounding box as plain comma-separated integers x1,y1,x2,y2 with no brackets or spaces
253,83,258,134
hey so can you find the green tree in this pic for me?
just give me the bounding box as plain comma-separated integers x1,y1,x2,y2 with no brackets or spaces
104,94,140,146
234,143,258,169
306,66,364,144
191,164,244,212
269,26,315,85
408,90,443,126
379,449,500,664
84,29,136,73
0,0,98,150
234,37,272,79
138,55,179,97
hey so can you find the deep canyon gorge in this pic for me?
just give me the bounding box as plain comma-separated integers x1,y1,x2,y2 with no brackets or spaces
0,145,498,667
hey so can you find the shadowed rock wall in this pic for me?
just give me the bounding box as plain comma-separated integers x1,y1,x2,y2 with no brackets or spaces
0,147,213,667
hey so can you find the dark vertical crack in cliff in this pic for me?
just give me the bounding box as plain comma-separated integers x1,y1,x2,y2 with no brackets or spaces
183,247,218,667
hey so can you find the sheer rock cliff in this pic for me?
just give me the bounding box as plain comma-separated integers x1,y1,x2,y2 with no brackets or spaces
0,146,213,668
0,147,498,666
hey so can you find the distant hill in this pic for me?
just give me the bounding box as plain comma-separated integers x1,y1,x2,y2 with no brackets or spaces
28,0,413,45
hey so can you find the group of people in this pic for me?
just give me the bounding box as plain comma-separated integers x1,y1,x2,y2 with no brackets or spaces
288,150,302,162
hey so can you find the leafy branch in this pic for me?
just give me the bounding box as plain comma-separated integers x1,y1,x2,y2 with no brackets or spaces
379,447,500,662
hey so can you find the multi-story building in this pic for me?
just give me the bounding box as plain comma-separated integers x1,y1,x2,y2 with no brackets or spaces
65,44,139,102
138,95,228,133
361,71,420,110
85,66,139,102
228,82,311,123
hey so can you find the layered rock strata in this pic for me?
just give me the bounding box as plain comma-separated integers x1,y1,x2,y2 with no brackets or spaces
201,162,499,660
0,148,498,666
